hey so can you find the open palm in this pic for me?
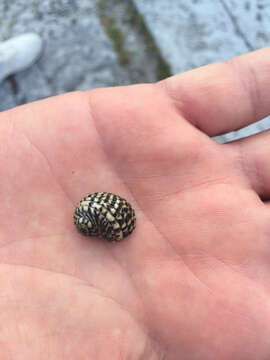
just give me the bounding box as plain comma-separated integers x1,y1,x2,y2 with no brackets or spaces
1,48,270,360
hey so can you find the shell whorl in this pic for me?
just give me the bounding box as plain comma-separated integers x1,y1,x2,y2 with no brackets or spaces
74,192,136,242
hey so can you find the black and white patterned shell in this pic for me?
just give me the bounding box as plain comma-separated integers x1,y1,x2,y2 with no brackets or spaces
74,192,136,242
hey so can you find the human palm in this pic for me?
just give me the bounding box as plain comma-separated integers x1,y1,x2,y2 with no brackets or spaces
1,49,270,359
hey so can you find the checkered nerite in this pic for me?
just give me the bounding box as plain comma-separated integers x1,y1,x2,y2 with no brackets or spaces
74,192,136,242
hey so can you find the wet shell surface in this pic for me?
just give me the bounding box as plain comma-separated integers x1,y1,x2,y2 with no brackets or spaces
74,192,136,242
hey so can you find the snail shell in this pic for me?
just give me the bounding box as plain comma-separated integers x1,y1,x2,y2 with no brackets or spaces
74,192,136,242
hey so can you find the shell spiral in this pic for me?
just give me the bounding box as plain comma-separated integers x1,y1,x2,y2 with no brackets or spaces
74,192,136,242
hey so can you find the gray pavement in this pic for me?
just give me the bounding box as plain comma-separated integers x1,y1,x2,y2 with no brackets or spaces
133,0,270,141
0,0,128,111
1,0,270,142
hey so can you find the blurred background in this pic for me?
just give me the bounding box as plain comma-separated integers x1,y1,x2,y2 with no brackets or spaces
0,0,270,142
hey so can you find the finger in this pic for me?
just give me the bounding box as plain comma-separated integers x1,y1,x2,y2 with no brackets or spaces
161,47,270,136
228,129,270,199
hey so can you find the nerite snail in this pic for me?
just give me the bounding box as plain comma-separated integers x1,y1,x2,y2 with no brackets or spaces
74,192,136,242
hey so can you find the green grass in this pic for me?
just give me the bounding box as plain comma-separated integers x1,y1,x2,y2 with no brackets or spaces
125,4,172,80
33,1,39,15
156,60,172,81
97,0,107,12
105,21,131,65
97,0,172,78
98,0,131,66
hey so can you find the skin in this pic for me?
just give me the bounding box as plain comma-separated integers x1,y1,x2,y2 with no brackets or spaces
0,48,270,360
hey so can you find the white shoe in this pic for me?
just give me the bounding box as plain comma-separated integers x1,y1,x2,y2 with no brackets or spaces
0,33,43,83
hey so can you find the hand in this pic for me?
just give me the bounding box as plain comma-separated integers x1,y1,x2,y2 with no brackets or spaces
1,48,270,360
